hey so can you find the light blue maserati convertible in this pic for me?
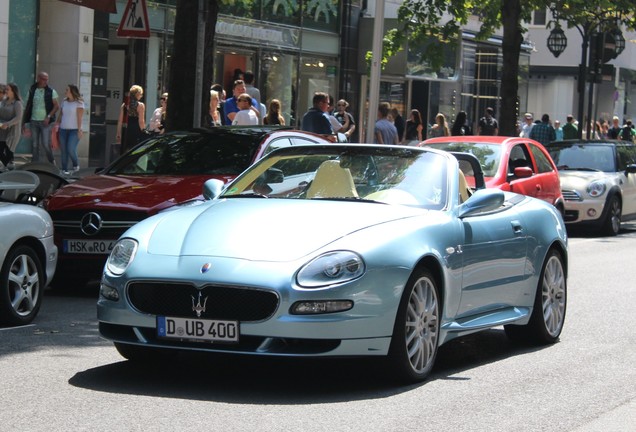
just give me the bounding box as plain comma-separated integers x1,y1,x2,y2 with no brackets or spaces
97,144,568,382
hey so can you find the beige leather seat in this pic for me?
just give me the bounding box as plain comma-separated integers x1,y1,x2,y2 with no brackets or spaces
306,160,359,199
458,169,471,203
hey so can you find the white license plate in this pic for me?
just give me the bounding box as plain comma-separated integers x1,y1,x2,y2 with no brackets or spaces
63,239,116,255
157,316,239,343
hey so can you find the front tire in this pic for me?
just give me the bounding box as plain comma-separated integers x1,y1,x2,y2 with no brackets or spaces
388,269,440,383
601,195,621,236
0,245,45,326
505,249,566,344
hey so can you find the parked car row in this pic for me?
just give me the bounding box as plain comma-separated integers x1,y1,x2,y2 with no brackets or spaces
421,136,636,236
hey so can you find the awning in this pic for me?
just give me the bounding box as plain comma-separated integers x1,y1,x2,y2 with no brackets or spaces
58,0,117,14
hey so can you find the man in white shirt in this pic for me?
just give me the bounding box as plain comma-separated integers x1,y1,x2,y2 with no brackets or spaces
232,93,259,125
519,113,534,138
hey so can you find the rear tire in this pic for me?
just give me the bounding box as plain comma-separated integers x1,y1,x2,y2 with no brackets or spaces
0,245,44,326
388,268,440,383
505,249,566,344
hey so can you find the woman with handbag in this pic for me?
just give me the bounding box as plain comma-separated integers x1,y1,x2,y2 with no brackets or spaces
55,84,84,175
0,83,24,171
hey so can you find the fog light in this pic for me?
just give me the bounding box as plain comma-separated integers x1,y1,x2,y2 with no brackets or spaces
587,208,597,217
100,283,120,301
291,300,353,315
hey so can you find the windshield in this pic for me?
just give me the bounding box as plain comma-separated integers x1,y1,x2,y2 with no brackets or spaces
107,132,259,176
424,142,500,177
548,144,616,172
221,146,449,209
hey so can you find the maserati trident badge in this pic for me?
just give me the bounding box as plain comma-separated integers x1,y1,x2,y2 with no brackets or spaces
191,291,208,318
200,263,212,273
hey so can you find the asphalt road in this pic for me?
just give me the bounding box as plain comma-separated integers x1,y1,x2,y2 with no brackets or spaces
1,224,635,432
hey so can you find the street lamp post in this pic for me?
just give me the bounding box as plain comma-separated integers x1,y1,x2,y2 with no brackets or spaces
547,9,626,140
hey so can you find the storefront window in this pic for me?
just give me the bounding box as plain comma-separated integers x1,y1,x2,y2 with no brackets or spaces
260,51,298,124
297,55,338,126
302,0,339,33
406,37,459,80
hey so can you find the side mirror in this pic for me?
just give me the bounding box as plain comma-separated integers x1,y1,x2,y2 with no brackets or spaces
263,167,284,184
625,164,636,175
202,178,225,200
458,189,505,218
513,166,533,178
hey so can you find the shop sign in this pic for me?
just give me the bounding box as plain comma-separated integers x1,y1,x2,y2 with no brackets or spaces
216,17,300,49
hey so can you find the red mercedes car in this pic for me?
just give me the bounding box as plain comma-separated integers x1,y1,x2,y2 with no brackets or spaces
43,126,331,289
421,136,564,213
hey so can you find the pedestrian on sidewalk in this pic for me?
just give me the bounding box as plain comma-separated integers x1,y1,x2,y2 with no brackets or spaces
55,84,84,175
116,84,145,153
0,83,23,171
23,71,60,164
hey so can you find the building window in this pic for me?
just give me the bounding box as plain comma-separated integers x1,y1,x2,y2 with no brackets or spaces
532,9,547,26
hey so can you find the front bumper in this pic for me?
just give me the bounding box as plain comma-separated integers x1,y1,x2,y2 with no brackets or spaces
97,258,412,357
562,196,606,225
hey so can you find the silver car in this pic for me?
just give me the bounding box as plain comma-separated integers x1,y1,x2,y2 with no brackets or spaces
546,140,636,235
0,202,58,325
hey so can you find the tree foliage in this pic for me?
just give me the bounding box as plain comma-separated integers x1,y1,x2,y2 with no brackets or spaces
385,0,635,136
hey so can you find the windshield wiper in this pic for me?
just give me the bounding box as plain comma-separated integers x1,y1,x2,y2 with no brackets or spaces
557,166,602,172
309,197,386,204
223,193,268,198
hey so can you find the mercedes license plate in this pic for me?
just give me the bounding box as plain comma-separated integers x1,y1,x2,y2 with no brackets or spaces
63,239,116,254
157,316,239,343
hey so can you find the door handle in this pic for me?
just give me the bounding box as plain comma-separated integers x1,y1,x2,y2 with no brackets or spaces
511,220,524,234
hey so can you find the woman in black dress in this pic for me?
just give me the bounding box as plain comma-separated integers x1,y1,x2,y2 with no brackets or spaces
403,109,424,144
451,110,472,136
116,85,146,153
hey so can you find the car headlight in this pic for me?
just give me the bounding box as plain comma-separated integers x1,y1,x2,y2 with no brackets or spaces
587,181,606,197
297,251,365,288
106,238,138,275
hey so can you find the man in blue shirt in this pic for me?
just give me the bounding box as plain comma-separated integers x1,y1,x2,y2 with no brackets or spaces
301,92,333,136
224,80,259,125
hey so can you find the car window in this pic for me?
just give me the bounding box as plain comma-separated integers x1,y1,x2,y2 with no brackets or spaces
616,144,636,170
222,147,449,209
107,133,259,176
425,142,500,177
529,143,554,173
548,144,616,172
509,144,532,174
262,137,293,157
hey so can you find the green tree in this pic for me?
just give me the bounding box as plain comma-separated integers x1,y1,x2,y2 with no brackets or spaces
385,0,635,136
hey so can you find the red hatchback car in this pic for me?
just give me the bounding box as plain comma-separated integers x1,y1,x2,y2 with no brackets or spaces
43,126,331,289
421,136,564,213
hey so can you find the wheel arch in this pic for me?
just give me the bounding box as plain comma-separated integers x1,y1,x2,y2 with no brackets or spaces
5,237,48,278
411,255,445,307
548,240,568,280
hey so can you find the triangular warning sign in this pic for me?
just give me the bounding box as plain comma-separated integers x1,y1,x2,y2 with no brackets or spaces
117,0,150,38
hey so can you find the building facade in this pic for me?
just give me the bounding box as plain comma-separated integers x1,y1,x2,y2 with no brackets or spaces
526,9,636,129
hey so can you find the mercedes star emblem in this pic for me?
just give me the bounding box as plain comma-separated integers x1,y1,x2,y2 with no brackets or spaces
80,212,103,236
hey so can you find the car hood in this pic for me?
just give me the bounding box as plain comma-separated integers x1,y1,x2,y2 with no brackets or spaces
558,170,613,189
46,174,234,213
143,199,426,261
